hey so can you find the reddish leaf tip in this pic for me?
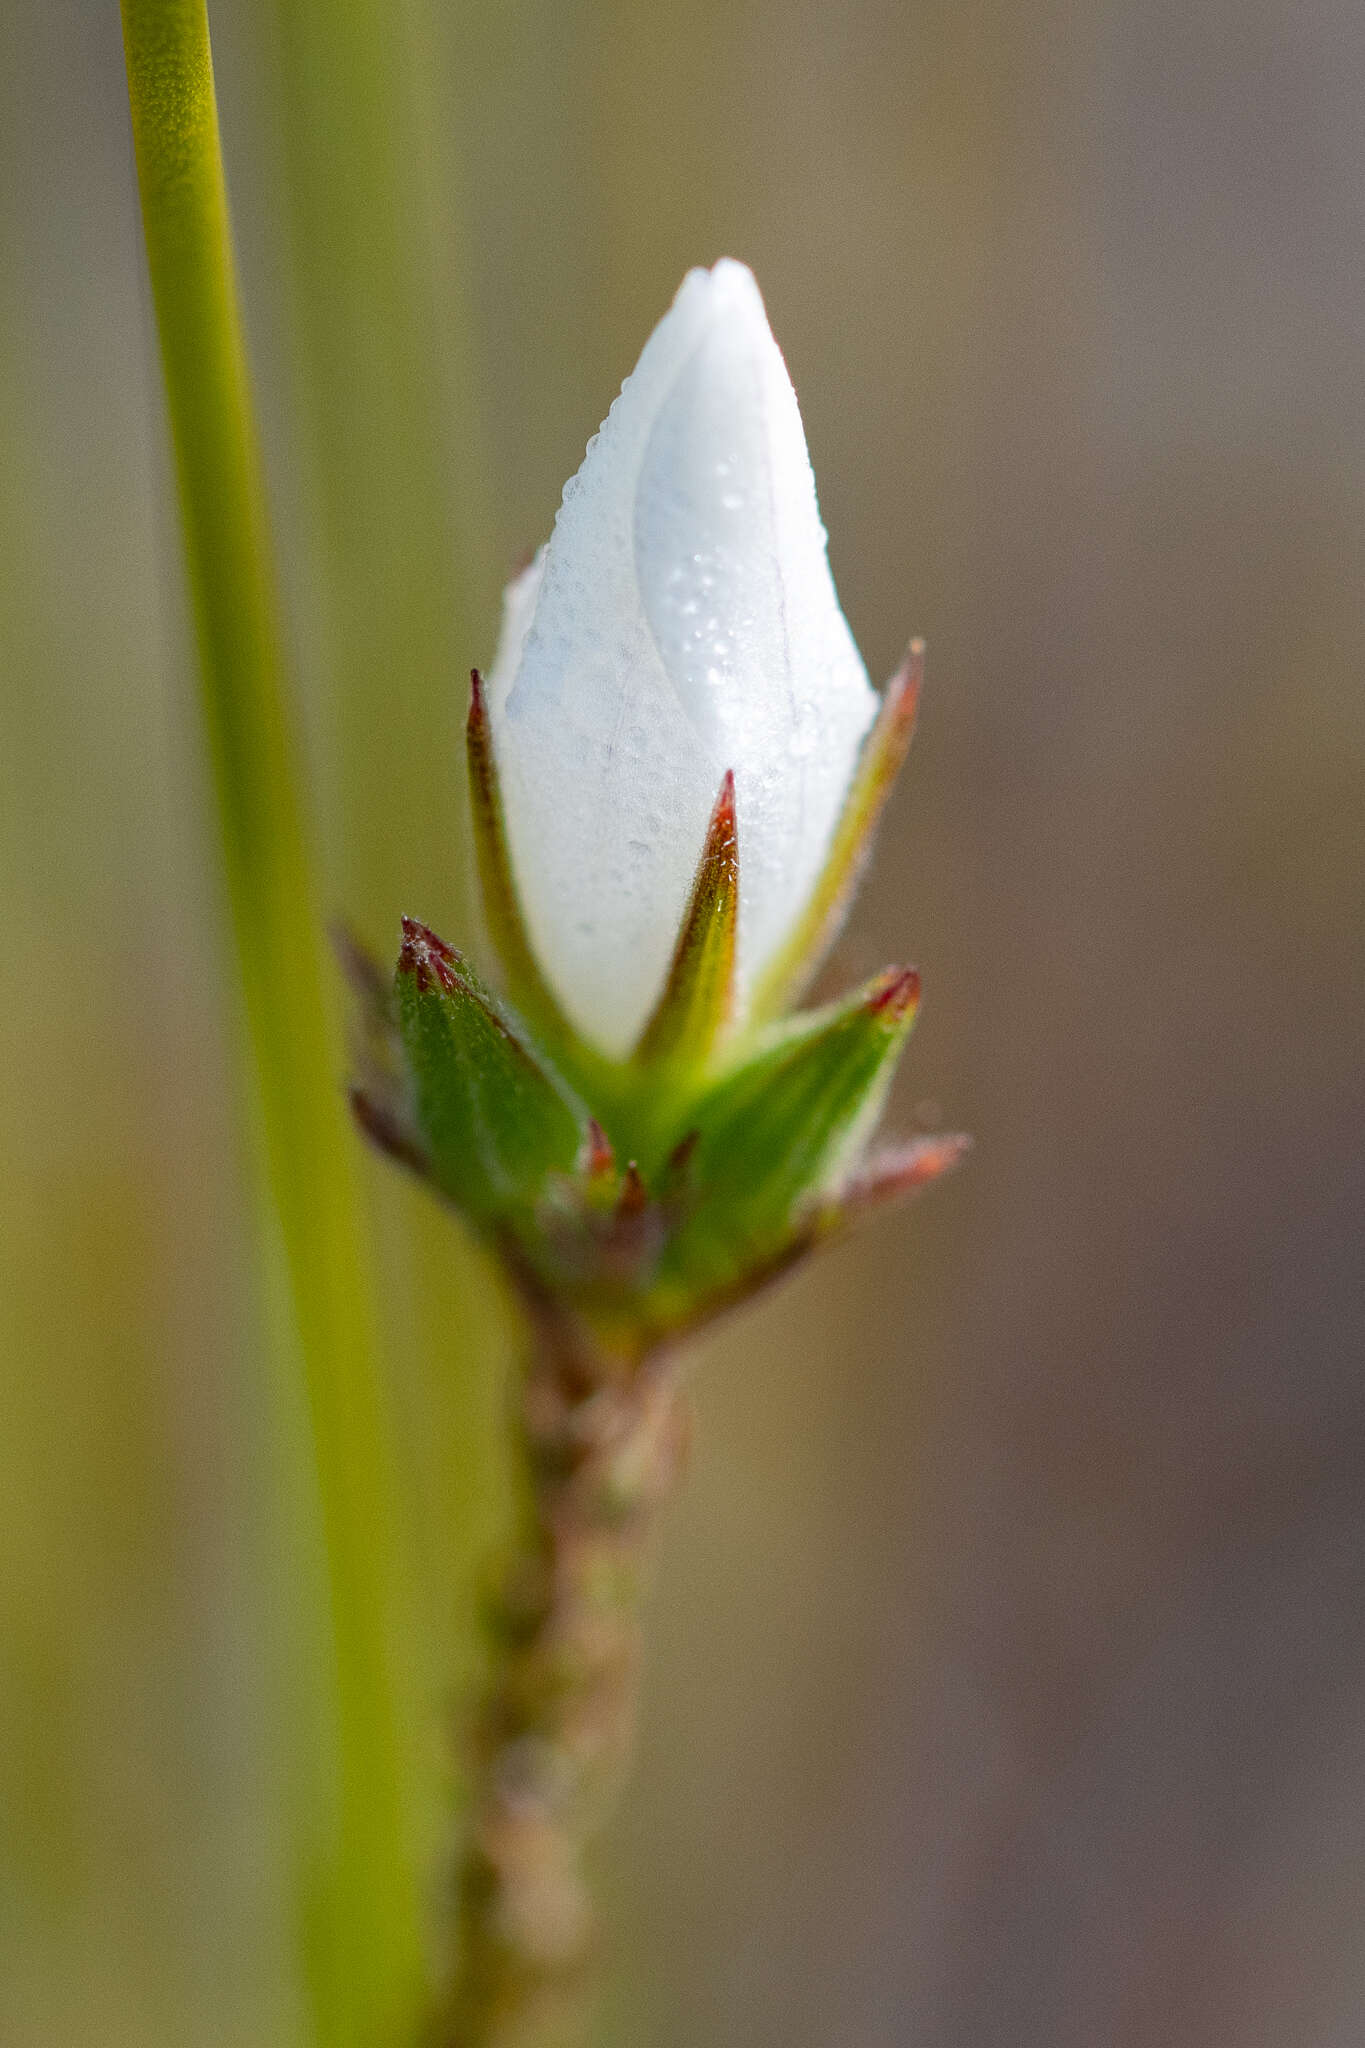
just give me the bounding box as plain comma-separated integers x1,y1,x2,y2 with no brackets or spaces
702,767,738,863
633,767,740,1064
617,1160,648,1219
468,667,488,731
866,965,921,1024
892,1130,972,1184
883,639,925,729
398,916,463,995
583,1118,615,1181
840,1131,972,1214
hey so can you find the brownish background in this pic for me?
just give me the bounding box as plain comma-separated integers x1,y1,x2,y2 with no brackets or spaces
2,2,1363,2044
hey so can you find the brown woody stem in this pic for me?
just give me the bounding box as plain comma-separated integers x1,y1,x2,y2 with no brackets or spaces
442,1295,688,2048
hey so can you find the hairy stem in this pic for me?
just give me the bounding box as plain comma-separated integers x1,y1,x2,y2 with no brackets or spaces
118,6,421,2040
445,1306,688,2048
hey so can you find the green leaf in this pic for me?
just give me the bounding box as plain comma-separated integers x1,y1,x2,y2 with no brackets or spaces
395,917,587,1223
657,965,923,1310
633,770,738,1070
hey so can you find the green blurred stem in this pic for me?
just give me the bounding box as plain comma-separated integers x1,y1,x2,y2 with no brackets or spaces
118,5,421,2041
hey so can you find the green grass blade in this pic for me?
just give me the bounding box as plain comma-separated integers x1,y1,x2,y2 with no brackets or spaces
118,5,423,2041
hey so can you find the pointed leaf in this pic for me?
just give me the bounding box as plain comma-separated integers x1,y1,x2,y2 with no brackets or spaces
658,965,922,1304
633,770,739,1069
395,916,587,1224
753,640,923,1019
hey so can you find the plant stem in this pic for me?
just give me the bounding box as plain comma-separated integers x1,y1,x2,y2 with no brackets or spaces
118,6,421,2041
445,1303,688,2048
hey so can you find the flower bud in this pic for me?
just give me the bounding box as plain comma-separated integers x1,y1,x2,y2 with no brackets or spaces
485,259,878,1058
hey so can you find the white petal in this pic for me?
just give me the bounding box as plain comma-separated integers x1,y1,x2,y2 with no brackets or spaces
484,549,545,720
490,259,877,1058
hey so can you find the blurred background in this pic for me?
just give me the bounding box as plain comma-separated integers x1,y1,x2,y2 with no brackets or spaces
3,1,1364,2043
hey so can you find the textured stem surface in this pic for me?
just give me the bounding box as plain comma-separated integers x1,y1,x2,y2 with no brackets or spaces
118,7,421,2040
445,1304,688,2048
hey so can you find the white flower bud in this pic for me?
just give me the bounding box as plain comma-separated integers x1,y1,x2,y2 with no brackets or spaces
485,259,878,1058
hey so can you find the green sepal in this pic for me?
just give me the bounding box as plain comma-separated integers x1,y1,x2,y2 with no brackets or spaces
753,640,923,1020
394,916,588,1225
653,964,923,1314
633,770,738,1071
467,669,578,1056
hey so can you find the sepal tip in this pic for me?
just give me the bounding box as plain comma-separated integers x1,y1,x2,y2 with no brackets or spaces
865,964,921,1025
582,1118,615,1183
753,638,926,1020
633,768,740,1071
394,916,588,1227
834,1131,972,1219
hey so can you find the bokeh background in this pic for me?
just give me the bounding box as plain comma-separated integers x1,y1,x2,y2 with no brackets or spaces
3,1,1364,2044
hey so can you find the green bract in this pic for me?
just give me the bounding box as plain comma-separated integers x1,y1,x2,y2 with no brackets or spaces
394,922,587,1224
348,645,965,1355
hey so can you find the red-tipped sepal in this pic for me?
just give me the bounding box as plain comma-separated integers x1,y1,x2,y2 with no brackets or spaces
633,770,739,1070
343,870,963,1345
467,669,578,1055
393,916,588,1226
754,639,924,1019
650,964,924,1321
829,1131,973,1221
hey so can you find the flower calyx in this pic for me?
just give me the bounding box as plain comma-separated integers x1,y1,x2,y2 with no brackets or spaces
347,718,962,1353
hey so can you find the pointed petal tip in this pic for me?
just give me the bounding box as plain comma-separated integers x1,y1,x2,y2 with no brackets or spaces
866,965,921,1025
708,255,759,290
683,256,765,324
